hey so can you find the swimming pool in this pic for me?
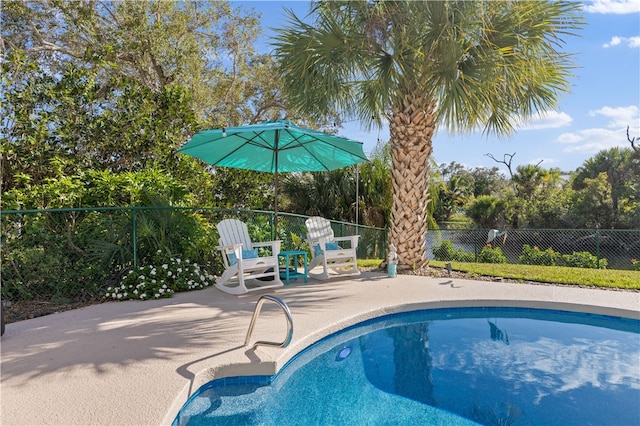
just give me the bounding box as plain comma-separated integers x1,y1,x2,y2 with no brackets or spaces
173,307,640,425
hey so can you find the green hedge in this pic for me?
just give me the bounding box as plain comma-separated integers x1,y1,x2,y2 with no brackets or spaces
433,240,506,264
519,244,607,269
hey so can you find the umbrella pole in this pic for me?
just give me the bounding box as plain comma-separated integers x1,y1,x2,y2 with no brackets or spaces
274,132,279,237
274,170,279,237
355,163,359,226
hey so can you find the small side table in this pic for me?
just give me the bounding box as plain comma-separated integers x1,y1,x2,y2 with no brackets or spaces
278,250,308,285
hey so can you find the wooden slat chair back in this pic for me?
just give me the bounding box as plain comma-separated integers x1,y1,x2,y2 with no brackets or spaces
218,219,253,268
215,219,283,295
304,216,360,280
305,216,336,243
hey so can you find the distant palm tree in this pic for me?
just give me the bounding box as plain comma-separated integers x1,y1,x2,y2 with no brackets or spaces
273,1,583,269
512,164,546,200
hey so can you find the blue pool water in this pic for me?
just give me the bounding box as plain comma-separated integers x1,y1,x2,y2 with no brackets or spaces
173,307,640,425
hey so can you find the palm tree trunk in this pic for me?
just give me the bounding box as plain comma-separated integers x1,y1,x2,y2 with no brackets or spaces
389,93,436,270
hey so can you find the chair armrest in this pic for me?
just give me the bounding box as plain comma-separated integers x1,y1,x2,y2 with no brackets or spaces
216,244,243,268
217,243,243,252
251,240,282,256
251,240,282,248
333,235,359,249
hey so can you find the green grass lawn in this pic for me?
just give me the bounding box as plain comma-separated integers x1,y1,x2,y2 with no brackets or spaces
358,259,639,290
430,260,639,290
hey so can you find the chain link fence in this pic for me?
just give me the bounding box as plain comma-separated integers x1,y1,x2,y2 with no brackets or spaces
426,228,640,270
4,204,637,305
1,207,386,303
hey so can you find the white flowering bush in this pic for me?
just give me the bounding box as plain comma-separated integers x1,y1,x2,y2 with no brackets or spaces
105,250,215,301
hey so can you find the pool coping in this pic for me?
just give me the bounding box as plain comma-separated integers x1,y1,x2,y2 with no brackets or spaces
1,271,638,425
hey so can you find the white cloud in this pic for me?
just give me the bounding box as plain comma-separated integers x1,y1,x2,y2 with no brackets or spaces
556,106,639,154
557,127,632,153
603,36,622,47
557,133,584,144
584,0,640,14
589,105,640,128
603,36,640,48
517,110,573,131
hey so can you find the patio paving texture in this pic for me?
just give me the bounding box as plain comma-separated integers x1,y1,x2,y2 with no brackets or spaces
1,271,639,425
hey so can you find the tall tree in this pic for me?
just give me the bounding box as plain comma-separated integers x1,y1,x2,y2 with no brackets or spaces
273,0,583,269
281,167,356,221
569,172,614,228
1,0,265,121
572,147,638,228
469,166,508,197
434,175,473,222
1,0,302,211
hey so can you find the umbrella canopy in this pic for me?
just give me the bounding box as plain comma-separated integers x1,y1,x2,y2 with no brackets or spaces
178,119,368,232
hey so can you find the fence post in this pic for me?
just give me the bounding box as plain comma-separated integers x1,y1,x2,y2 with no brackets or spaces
270,212,275,241
474,229,479,262
595,225,601,268
383,229,387,260
132,207,138,270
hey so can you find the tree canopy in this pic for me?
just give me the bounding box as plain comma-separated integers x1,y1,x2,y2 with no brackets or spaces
2,0,299,211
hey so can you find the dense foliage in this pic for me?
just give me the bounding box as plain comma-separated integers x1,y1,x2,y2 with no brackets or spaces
432,240,506,264
434,240,606,269
436,149,640,230
519,245,607,269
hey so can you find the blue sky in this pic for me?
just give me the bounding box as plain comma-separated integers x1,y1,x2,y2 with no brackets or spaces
236,0,640,173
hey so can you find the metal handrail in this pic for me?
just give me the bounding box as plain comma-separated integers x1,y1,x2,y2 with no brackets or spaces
244,295,293,349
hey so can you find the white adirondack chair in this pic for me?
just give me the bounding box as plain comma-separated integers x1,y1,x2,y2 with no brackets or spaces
215,219,283,295
305,216,360,280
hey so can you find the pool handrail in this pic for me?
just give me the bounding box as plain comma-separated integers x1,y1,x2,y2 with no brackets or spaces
244,295,293,349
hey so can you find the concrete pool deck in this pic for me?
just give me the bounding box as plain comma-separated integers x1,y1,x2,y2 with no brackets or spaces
1,271,639,425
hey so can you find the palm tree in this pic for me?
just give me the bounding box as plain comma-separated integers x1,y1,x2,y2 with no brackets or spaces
512,164,546,201
282,169,355,220
273,1,583,269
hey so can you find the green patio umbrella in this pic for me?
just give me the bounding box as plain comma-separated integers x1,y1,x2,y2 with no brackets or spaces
178,119,368,232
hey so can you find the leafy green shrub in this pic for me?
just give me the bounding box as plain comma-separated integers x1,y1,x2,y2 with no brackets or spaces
520,244,607,269
2,170,220,303
1,202,220,304
433,239,454,260
1,212,107,303
479,245,507,264
433,240,474,262
88,195,218,275
631,258,640,271
561,251,607,269
519,244,561,266
433,240,505,264
105,251,213,300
